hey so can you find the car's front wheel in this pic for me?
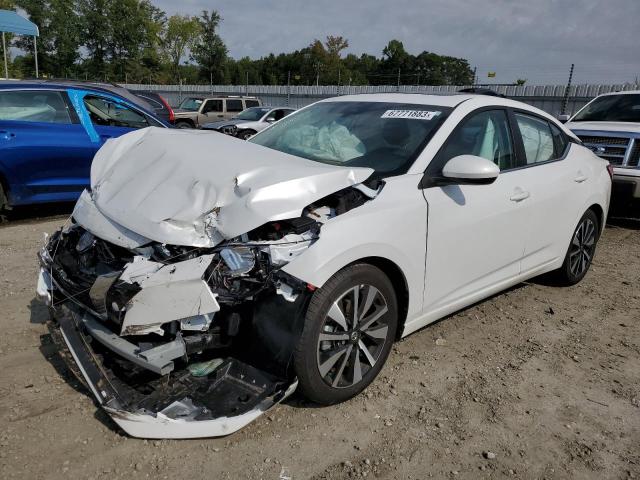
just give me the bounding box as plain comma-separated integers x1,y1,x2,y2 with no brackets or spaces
555,209,600,285
293,264,398,405
237,129,256,140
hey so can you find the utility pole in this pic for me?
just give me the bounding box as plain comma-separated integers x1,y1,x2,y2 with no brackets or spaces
286,70,291,106
315,62,320,86
337,69,341,96
473,66,477,86
561,63,575,116
396,68,401,92
2,32,8,79
245,71,249,96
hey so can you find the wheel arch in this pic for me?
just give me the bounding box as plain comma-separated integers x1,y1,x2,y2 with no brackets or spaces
586,203,605,234
175,118,195,128
0,170,10,209
345,256,410,341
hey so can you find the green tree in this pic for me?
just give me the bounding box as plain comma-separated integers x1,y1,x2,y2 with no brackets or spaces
13,0,81,78
191,10,227,83
161,14,200,79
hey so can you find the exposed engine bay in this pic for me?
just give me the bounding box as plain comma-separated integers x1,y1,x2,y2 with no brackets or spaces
38,184,378,438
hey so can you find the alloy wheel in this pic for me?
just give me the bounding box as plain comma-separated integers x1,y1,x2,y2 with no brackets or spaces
569,218,596,277
316,284,390,388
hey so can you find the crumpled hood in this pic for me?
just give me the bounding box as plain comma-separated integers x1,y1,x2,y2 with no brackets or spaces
88,127,373,247
567,121,640,134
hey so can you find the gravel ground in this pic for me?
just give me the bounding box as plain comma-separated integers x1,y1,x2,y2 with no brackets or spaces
0,215,638,480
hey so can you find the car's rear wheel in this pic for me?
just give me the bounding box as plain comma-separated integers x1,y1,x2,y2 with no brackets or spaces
175,121,193,129
555,209,600,285
294,264,398,405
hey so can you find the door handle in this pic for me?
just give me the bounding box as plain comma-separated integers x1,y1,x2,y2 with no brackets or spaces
510,189,530,202
574,173,588,183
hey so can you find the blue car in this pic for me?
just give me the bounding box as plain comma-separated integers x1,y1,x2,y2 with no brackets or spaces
0,81,168,211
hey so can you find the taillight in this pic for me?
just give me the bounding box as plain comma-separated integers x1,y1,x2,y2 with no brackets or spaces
159,95,174,123
606,163,614,180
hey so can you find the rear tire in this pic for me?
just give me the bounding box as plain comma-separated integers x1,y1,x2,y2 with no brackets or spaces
175,121,193,129
554,209,600,285
0,182,8,223
293,264,398,405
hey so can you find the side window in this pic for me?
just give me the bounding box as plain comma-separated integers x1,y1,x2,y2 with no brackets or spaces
83,96,149,129
265,109,287,122
202,99,222,114
0,90,72,124
439,109,516,170
550,123,569,158
245,99,260,108
514,113,555,165
226,99,243,112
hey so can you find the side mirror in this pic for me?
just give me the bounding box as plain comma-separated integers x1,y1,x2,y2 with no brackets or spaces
441,155,500,185
557,114,570,123
265,117,276,123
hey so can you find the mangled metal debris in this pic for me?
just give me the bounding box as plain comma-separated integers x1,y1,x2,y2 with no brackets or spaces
37,127,380,438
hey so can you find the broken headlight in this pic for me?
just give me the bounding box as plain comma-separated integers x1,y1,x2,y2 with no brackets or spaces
220,247,256,276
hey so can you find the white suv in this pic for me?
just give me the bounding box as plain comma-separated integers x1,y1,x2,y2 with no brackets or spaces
566,91,640,213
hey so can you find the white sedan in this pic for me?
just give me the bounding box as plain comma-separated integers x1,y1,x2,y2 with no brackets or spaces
37,93,611,438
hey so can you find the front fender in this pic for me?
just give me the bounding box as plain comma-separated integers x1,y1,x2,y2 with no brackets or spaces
281,174,428,321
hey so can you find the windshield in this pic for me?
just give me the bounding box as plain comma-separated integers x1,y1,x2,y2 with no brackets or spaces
250,101,451,176
573,94,640,122
178,97,204,111
236,107,270,121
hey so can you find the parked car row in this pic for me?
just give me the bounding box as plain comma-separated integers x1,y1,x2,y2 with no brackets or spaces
35,90,612,439
0,82,295,212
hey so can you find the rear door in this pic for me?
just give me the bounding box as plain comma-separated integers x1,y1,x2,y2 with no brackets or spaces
510,111,588,273
224,99,244,120
0,88,96,206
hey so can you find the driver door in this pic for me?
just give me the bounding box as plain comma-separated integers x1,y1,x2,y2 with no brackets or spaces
198,99,224,125
421,109,528,317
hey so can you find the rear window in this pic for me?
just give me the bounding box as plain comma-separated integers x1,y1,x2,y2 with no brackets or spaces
0,90,72,124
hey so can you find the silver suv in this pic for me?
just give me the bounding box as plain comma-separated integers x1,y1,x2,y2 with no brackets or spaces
172,96,261,128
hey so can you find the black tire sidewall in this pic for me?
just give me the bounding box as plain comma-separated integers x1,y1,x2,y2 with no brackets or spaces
559,209,599,285
293,263,398,405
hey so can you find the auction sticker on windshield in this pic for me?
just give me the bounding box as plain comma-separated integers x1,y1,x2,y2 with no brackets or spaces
381,110,441,120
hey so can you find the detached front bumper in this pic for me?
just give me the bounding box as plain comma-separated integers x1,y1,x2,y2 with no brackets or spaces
42,274,297,439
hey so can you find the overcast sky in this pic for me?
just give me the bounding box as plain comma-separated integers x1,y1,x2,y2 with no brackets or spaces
154,0,639,85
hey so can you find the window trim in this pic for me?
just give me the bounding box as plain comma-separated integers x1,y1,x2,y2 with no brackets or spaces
202,99,223,114
225,99,244,113
505,107,572,172
83,94,151,129
0,88,80,125
421,106,519,188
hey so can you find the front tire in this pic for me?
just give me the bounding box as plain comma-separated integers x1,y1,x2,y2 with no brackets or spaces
293,264,398,405
237,129,256,140
554,209,600,285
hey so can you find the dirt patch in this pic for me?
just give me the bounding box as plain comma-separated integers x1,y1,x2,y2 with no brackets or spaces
0,217,638,480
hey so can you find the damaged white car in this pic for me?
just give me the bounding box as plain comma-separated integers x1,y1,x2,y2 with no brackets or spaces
37,94,612,439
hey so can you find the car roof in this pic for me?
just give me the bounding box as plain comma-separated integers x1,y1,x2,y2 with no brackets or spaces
317,92,544,110
0,79,155,112
597,90,640,97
